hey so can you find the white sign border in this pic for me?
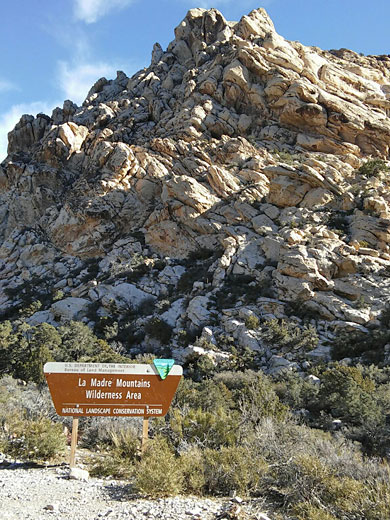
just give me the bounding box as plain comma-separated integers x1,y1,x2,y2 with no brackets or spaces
44,362,183,376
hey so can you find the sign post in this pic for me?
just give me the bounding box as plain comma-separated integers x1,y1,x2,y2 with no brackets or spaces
141,417,149,454
69,418,79,468
44,362,182,467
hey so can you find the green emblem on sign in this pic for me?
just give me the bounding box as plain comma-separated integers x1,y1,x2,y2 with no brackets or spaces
153,359,175,380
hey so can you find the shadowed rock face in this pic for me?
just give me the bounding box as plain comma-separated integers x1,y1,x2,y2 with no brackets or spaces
1,7,390,339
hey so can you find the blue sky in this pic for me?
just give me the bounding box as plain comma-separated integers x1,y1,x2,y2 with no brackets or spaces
1,0,390,160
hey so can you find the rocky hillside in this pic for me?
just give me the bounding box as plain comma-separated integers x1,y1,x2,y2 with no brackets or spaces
1,7,390,372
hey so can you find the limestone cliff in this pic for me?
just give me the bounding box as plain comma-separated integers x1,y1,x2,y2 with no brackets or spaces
1,8,390,371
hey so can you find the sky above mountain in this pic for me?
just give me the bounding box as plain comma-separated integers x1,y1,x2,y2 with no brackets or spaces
1,0,389,160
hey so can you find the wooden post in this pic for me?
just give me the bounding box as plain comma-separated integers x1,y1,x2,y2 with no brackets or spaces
69,417,79,468
141,417,149,454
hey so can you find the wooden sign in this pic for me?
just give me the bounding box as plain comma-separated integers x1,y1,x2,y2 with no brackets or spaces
44,362,182,417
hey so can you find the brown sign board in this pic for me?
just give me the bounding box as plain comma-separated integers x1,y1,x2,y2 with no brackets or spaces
44,362,182,417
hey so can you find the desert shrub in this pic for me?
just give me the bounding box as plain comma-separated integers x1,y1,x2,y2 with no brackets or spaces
57,321,128,364
52,289,64,302
89,425,139,478
14,323,60,384
364,481,390,520
285,300,325,322
245,314,260,329
20,343,55,385
0,321,33,379
218,345,259,372
250,416,357,477
184,248,221,264
125,262,150,283
0,376,56,424
115,319,145,349
295,364,390,456
247,415,390,516
380,304,390,328
134,437,183,496
275,365,390,457
4,275,55,313
94,317,119,340
0,322,55,384
58,321,101,361
215,370,288,426
107,426,139,459
89,454,132,478
0,320,129,383
179,446,206,495
275,150,303,165
172,371,287,425
261,319,318,353
170,406,239,448
0,321,22,376
172,378,233,413
185,354,218,381
331,328,388,364
273,371,319,410
326,210,350,235
144,317,172,344
80,257,102,283
156,299,171,314
19,299,42,318
79,416,139,448
203,445,268,496
169,374,285,448
177,265,211,293
212,274,273,309
357,158,390,177
312,364,381,426
293,504,337,520
289,454,390,520
2,414,66,462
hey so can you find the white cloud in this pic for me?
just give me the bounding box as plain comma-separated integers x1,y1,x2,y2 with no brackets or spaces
0,101,57,162
73,0,135,24
57,60,120,105
0,79,18,93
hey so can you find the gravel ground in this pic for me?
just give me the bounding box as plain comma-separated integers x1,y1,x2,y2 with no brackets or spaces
0,464,273,520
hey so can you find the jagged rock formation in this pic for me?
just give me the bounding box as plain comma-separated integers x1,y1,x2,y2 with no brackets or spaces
1,8,390,371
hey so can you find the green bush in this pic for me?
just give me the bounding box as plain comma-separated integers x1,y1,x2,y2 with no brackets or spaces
179,447,206,495
313,364,382,426
203,446,267,496
331,328,388,364
326,210,350,235
261,319,318,353
144,317,172,344
273,371,319,410
177,265,211,293
170,406,239,448
0,320,129,383
275,150,303,165
134,437,183,496
89,426,139,478
245,314,260,330
290,454,390,520
357,158,390,177
293,504,337,520
218,345,258,372
212,274,273,309
2,414,66,462
214,370,288,426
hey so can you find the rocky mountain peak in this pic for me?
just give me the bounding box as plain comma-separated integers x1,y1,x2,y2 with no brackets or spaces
1,8,390,370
